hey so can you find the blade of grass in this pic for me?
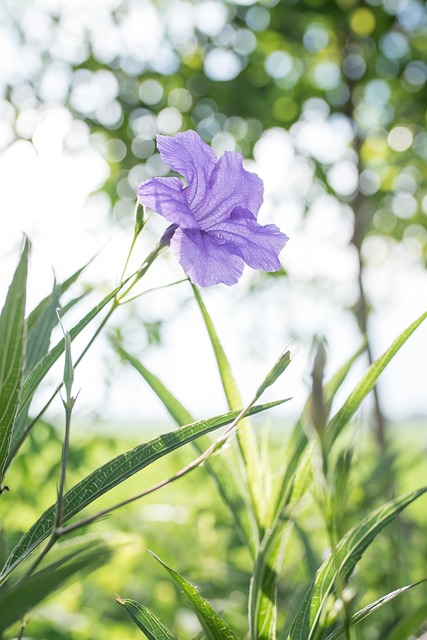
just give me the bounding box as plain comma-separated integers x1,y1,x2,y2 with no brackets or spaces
149,551,239,640
116,596,178,640
0,239,29,485
0,399,286,584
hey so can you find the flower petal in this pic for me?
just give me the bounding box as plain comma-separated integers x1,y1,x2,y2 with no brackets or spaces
170,228,244,287
208,212,288,272
194,152,264,227
137,177,199,229
157,132,217,210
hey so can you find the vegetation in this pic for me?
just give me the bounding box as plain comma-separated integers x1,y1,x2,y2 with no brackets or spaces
0,0,426,637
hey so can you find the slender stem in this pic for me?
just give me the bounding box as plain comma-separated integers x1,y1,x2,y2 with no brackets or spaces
56,404,73,528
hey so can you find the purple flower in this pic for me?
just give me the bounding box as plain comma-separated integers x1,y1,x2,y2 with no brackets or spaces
137,130,288,287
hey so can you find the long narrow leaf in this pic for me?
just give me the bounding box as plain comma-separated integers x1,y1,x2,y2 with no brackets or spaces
324,580,426,640
116,596,178,640
149,551,239,640
288,487,427,640
326,310,427,446
253,316,426,640
0,399,286,583
0,239,29,483
192,286,265,525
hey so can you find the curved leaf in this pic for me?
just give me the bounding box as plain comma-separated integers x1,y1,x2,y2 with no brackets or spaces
0,399,286,584
192,285,264,526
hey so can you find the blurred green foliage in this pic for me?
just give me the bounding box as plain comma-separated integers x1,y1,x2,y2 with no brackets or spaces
2,418,427,639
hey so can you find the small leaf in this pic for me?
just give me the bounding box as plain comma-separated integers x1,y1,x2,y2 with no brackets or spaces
116,596,178,639
0,239,29,484
254,349,293,401
1,398,287,583
149,551,239,640
15,277,129,421
135,202,146,237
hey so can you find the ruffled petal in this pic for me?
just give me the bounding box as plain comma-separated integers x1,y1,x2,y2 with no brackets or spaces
170,228,244,287
157,132,217,210
137,177,199,229
208,211,288,272
194,152,264,227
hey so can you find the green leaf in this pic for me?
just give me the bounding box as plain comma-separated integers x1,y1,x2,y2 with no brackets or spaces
326,310,427,446
0,534,113,633
192,285,265,526
0,239,29,484
114,341,261,554
324,580,426,640
149,551,239,640
5,283,60,470
116,596,178,639
6,272,93,471
0,398,286,584
288,487,427,640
